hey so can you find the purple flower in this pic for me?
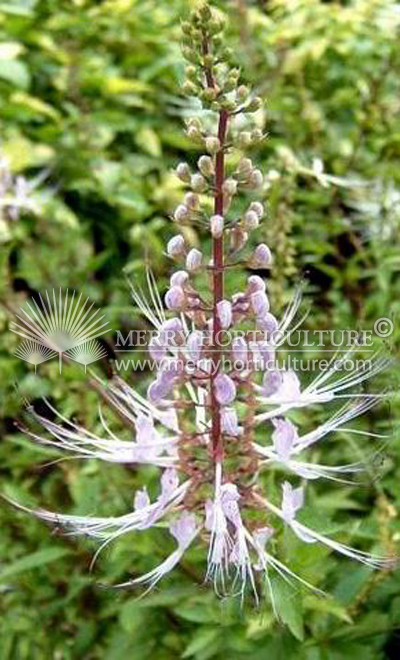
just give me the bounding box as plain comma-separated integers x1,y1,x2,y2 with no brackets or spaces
10,5,392,607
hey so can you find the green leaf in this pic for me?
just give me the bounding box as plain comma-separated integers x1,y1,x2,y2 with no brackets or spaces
182,629,220,658
0,547,70,581
273,579,305,641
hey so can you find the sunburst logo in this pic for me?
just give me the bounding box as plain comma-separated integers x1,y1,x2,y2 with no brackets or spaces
11,289,110,372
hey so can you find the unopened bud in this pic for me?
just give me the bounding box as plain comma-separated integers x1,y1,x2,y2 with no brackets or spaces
198,155,214,177
183,81,197,96
176,162,191,182
170,270,189,287
223,178,238,196
191,173,207,192
243,210,259,231
221,408,240,436
247,275,266,293
214,373,237,405
187,330,203,361
186,248,203,271
174,204,189,223
167,234,185,258
248,169,263,189
249,201,264,219
237,85,249,101
217,300,232,329
210,214,224,238
184,192,199,209
251,291,270,316
247,97,262,112
250,243,273,269
165,286,185,310
205,136,220,154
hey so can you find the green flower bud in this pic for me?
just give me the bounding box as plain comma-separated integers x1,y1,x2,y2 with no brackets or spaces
199,4,212,21
237,85,249,101
246,97,262,112
220,97,237,112
181,21,192,35
203,53,214,68
201,88,217,103
186,66,197,81
183,81,197,96
176,162,191,182
209,18,223,34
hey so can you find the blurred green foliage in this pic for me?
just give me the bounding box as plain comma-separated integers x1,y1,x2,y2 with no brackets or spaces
1,0,400,658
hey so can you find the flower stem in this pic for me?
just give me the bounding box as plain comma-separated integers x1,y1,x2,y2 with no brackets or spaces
202,35,229,462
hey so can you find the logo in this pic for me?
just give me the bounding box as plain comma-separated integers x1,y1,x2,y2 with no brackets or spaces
11,289,109,372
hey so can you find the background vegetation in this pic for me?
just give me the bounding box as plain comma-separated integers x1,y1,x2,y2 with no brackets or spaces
1,0,400,658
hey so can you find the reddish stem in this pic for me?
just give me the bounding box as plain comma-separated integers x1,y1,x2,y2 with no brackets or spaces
202,34,229,462
211,110,228,461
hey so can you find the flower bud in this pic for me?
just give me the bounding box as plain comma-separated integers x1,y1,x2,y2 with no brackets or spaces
237,85,249,102
165,286,185,310
174,204,189,223
256,312,279,336
186,248,203,271
214,373,237,405
251,291,270,316
248,169,263,189
210,214,224,238
184,192,199,209
176,162,191,182
243,210,259,231
232,336,248,363
187,330,203,361
167,234,185,258
198,155,214,177
183,81,197,96
247,275,266,293
222,178,238,196
170,270,189,287
205,137,220,154
247,96,262,112
217,300,232,329
221,408,240,436
191,173,207,192
250,243,272,269
249,201,264,219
